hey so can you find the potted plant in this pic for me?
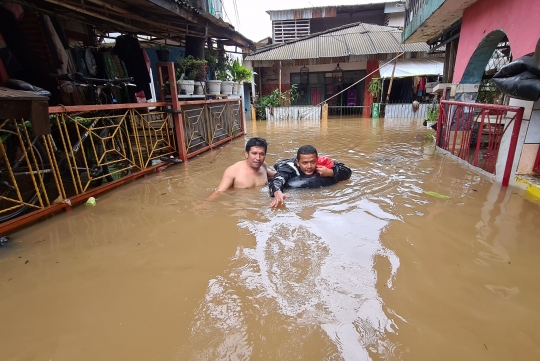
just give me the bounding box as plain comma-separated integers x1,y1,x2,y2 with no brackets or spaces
228,59,253,95
368,77,382,102
154,44,171,62
176,55,207,95
368,77,382,118
218,69,235,95
205,48,222,95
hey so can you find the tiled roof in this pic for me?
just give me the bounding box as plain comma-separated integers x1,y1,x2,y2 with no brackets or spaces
245,22,429,61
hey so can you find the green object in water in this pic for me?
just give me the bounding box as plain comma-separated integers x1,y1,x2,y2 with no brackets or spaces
423,191,451,199
372,103,379,118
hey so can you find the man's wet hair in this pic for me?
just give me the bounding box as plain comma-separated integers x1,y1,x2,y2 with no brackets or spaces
297,145,318,160
245,137,268,153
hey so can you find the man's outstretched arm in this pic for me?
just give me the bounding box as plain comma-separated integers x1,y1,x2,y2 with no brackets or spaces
269,165,297,208
202,167,235,206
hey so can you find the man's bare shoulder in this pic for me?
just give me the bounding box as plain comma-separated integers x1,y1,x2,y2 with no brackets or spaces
225,160,247,172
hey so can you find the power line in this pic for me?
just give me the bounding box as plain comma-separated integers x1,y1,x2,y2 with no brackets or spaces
232,0,241,31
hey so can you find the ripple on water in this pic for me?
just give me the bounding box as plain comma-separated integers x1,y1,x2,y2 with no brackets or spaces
187,195,403,360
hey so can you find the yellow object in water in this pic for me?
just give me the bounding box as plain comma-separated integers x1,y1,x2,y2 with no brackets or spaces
85,197,96,206
423,191,451,199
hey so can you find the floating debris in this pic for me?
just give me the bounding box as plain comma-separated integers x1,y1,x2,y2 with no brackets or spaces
423,191,451,199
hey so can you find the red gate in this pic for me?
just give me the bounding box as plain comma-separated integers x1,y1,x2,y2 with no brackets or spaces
436,100,524,186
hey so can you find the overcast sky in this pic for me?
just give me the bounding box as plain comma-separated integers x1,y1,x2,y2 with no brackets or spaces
221,0,391,42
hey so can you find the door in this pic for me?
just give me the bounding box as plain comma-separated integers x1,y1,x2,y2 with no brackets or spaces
310,87,322,105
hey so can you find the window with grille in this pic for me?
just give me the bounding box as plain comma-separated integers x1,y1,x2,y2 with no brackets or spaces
477,40,512,104
272,20,310,43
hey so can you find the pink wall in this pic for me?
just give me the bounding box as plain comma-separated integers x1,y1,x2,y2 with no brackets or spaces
453,0,540,83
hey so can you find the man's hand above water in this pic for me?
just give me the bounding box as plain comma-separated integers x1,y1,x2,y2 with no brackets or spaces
270,190,290,208
316,165,334,177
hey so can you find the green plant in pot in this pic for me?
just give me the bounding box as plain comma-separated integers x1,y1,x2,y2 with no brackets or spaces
154,44,171,62
368,77,382,102
228,59,253,95
176,55,207,95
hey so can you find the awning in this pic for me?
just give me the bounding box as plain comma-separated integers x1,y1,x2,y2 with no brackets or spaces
379,59,444,78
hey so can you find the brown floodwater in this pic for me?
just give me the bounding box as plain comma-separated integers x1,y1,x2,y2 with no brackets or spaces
1,117,540,361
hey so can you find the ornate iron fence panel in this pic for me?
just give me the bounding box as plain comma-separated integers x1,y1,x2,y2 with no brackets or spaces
0,118,63,223
183,100,244,158
0,106,176,226
208,102,231,144
130,109,176,168
183,104,210,154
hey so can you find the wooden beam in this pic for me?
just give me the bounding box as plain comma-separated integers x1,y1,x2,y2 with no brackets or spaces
43,0,181,42
84,0,204,37
146,0,254,50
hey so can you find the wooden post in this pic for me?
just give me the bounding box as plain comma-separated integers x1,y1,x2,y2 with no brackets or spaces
239,98,246,133
321,103,328,120
163,62,188,162
386,63,397,103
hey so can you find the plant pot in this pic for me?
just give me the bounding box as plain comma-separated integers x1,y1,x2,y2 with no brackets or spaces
194,81,205,95
221,81,235,95
235,82,242,95
232,82,238,95
206,80,222,95
177,79,195,95
156,50,170,62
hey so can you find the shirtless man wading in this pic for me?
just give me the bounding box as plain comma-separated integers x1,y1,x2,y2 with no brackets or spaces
214,137,276,192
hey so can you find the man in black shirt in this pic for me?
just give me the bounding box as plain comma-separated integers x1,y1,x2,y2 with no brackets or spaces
269,145,352,208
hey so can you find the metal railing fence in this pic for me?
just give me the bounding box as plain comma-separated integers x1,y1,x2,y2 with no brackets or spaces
181,99,244,157
328,106,368,117
0,98,244,232
436,100,524,186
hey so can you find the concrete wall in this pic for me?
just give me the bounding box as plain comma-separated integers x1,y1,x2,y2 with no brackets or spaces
515,99,540,175
454,0,540,83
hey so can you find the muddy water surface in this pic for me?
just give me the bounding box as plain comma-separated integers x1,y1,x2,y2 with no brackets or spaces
1,118,540,361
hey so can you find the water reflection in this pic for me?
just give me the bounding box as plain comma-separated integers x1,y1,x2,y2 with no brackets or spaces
187,196,400,360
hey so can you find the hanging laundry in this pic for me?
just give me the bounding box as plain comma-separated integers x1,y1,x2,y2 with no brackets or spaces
418,77,426,96
113,35,151,100
85,48,97,76
41,14,68,74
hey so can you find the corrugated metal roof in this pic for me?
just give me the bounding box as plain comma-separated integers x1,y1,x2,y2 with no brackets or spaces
245,22,429,61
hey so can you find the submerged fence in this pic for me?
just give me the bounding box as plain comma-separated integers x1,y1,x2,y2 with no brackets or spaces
326,102,434,119
436,100,524,186
0,99,243,232
328,106,368,117
265,105,322,120
383,101,432,119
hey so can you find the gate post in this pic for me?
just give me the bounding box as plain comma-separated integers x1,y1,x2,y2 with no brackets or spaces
158,62,188,162
502,107,524,187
